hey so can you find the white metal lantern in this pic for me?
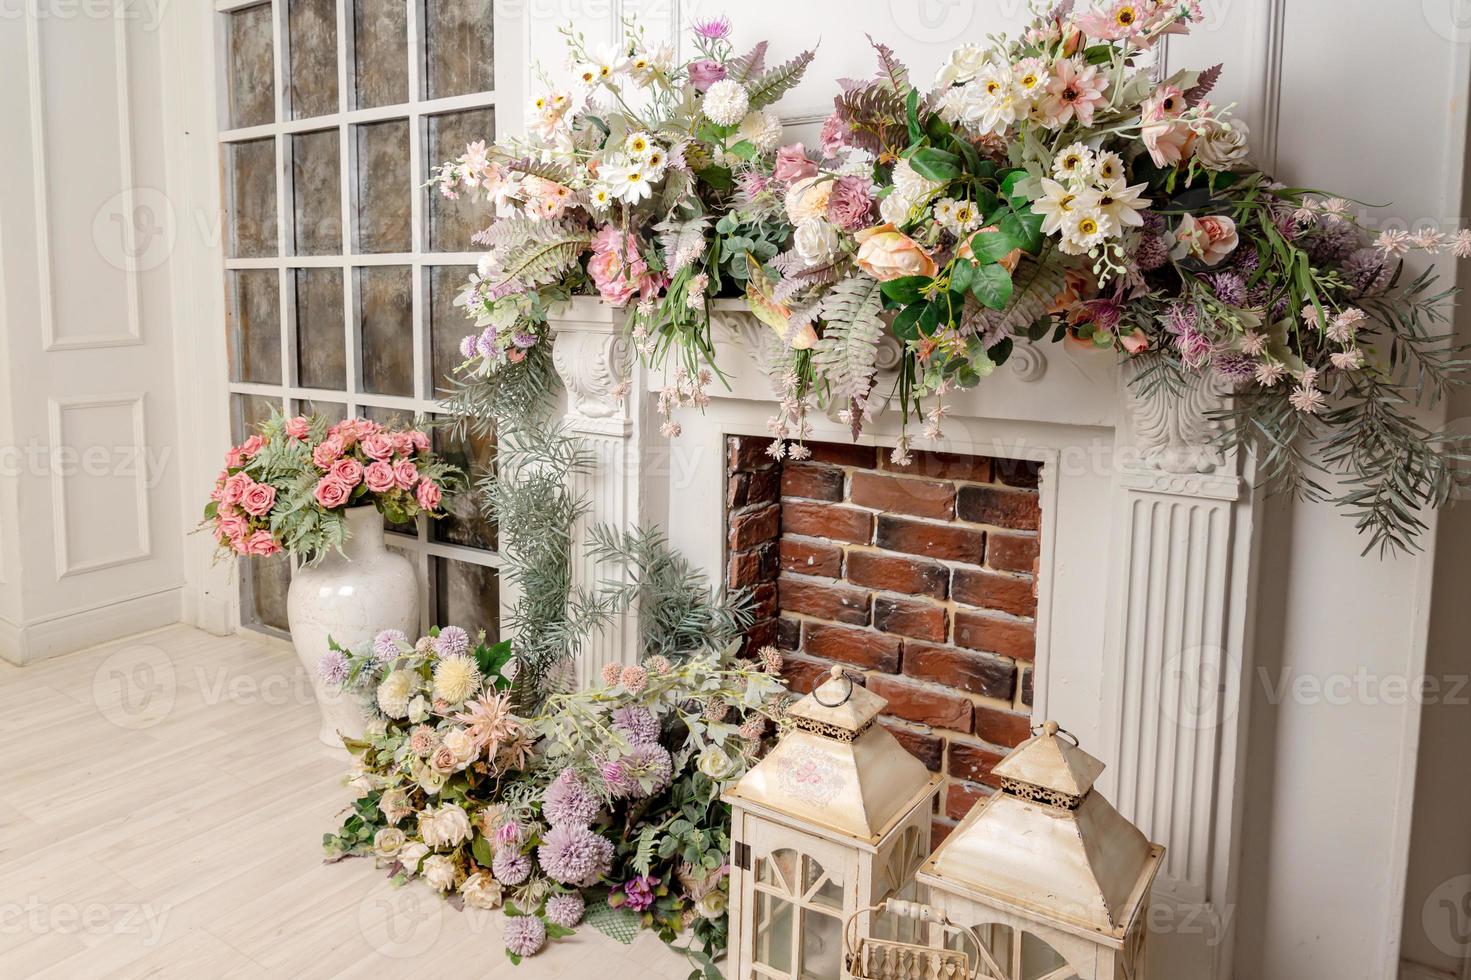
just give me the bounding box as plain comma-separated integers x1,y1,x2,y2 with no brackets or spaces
915,722,1165,980
724,666,944,980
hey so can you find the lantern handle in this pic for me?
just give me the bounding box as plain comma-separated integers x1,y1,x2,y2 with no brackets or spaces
813,665,855,708
1032,720,1079,746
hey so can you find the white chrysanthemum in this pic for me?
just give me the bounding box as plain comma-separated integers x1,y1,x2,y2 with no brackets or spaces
736,108,783,153
586,183,613,212
376,669,418,719
1053,142,1097,185
891,159,943,201
702,79,750,126
625,131,656,160
1093,150,1125,184
938,198,981,236
432,656,482,705
1060,206,1112,254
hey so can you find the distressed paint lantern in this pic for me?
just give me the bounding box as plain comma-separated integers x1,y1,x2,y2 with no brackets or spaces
724,666,944,980
915,722,1165,980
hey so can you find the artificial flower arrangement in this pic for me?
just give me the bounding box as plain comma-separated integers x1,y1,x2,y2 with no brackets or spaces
321,625,788,974
427,15,815,432
203,413,459,560
736,0,1471,553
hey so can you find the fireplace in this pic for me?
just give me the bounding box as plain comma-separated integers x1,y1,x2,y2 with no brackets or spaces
550,297,1260,979
724,435,1045,843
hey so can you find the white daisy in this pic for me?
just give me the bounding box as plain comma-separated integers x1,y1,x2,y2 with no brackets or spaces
1052,142,1097,185
1085,178,1152,230
1060,206,1113,254
1093,150,1125,184
605,158,653,203
1031,178,1079,236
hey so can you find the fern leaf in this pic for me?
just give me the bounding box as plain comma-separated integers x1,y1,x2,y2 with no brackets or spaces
866,34,909,90
813,274,885,404
966,258,1069,339
1186,64,1223,106
728,41,768,82
504,156,573,184
748,49,815,110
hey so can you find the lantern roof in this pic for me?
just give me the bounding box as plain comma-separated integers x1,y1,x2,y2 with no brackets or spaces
916,721,1164,945
724,666,941,846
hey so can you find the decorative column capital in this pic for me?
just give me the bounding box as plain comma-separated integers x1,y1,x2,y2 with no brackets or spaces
1118,361,1241,501
549,297,632,435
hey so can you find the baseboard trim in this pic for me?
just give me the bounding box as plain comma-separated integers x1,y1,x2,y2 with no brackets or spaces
1400,959,1462,980
0,588,184,666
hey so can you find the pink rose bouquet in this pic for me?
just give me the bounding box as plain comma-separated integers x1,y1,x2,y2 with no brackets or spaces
203,413,460,561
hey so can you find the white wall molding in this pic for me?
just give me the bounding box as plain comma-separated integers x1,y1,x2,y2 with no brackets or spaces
0,586,183,667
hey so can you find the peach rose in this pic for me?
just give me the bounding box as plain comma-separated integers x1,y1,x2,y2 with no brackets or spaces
393,459,419,491
330,457,364,486
314,475,354,509
363,461,396,493
416,480,442,511
1172,213,1238,266
360,433,396,461
1119,328,1150,354
854,224,938,282
240,481,277,518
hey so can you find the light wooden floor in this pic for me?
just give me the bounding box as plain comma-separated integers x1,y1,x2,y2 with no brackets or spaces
0,625,697,979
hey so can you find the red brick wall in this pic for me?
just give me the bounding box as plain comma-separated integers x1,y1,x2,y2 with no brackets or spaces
725,436,1042,845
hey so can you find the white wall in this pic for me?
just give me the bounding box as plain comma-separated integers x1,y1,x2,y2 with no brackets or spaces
0,3,196,663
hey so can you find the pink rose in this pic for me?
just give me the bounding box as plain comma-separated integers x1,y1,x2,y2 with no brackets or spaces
330,457,363,486
360,433,396,461
312,437,345,470
224,446,246,469
314,475,354,509
239,435,265,459
221,472,253,506
819,113,847,156
229,527,251,554
1172,213,1238,266
687,59,726,92
393,459,419,491
772,144,819,184
244,529,281,557
854,224,938,282
409,431,431,453
284,416,311,440
363,461,396,493
416,480,442,511
826,175,876,232
391,432,416,456
217,508,249,542
240,481,277,518
588,227,649,306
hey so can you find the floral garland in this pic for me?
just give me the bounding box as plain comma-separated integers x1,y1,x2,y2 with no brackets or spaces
322,626,788,971
203,413,459,560
432,3,1471,554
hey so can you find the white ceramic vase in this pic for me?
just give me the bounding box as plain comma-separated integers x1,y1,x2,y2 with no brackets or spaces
287,506,418,748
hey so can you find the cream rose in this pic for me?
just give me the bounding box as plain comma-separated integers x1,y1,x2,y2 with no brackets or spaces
373,827,407,858
1194,118,1251,171
1171,213,1239,266
398,841,429,873
460,871,504,911
935,43,988,88
417,764,447,796
784,176,833,224
854,224,938,282
695,888,728,920
794,218,839,268
422,854,457,892
430,744,459,775
441,727,480,766
419,803,472,849
697,745,742,782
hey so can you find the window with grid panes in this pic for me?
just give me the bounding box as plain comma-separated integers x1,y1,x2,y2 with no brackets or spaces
218,0,501,639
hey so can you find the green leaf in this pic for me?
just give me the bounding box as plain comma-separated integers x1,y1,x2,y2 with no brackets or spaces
968,230,1020,264
1083,43,1115,65
919,302,942,336
892,303,924,341
725,140,757,160
949,259,977,294
471,834,494,867
203,501,219,520
697,166,735,191
988,336,1014,366
971,264,1015,310
909,148,962,183
905,87,922,144
999,209,1045,255
1000,169,1028,201
880,275,931,305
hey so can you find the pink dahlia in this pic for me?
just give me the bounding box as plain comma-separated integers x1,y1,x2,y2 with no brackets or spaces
827,175,876,232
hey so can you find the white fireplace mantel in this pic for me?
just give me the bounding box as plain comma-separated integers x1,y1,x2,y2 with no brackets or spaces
550,298,1258,979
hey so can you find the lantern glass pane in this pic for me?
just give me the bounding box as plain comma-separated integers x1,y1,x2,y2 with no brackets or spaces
753,891,794,973
799,908,842,979
1021,932,1078,979
758,849,800,894
805,869,843,913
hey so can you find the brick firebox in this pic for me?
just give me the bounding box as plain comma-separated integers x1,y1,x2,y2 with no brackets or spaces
725,435,1043,846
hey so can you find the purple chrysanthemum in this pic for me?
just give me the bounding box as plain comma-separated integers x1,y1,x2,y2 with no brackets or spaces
458,334,478,359
603,743,673,799
542,769,601,827
1305,220,1360,264
372,629,408,664
611,706,660,745
504,914,546,957
1343,248,1394,297
692,15,731,39
1208,271,1247,307
1230,244,1261,274
316,649,349,686
537,823,615,887
492,846,531,886
1211,353,1257,386
433,625,471,658
511,330,538,350
544,893,585,928
475,327,498,359
1174,327,1213,369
